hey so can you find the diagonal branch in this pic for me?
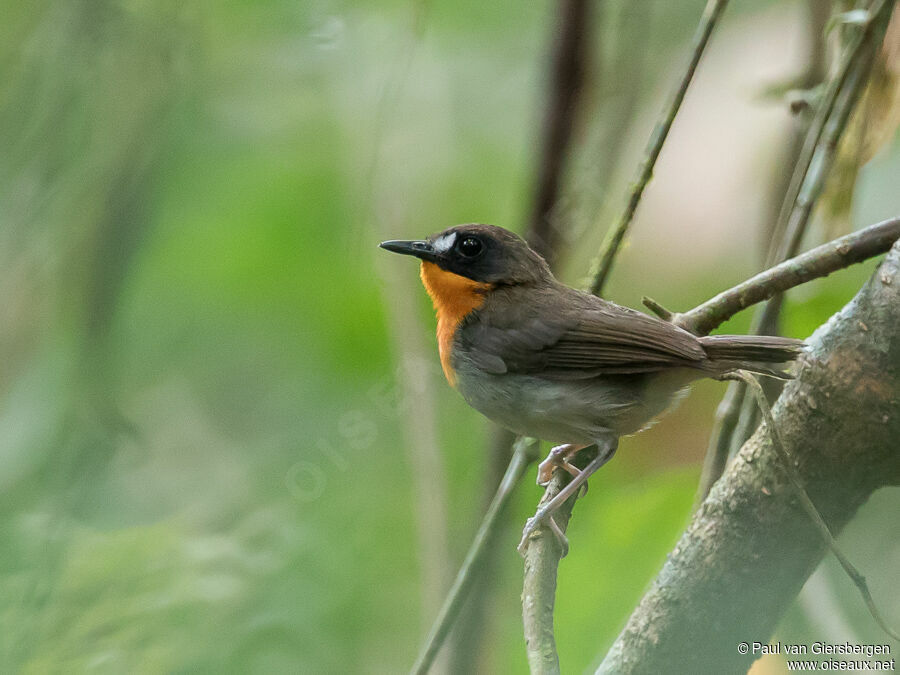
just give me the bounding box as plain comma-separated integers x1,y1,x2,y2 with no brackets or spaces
659,215,900,336
766,0,892,266
731,370,899,641
700,0,897,502
596,237,900,674
522,448,598,675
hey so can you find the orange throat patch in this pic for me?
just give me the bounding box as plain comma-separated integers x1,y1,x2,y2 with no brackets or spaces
419,262,492,387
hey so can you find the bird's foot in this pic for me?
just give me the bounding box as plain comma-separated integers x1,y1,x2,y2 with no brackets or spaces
519,438,619,557
537,443,589,486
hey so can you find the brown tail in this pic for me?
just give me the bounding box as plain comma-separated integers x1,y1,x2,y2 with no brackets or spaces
699,335,805,378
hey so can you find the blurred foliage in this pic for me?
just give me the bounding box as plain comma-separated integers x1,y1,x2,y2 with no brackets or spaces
0,0,898,673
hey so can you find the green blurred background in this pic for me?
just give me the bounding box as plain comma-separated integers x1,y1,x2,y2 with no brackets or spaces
1,0,898,672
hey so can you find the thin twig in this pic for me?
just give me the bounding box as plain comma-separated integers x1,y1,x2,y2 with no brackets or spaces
731,371,900,641
447,426,514,672
587,0,730,296
641,295,673,321
565,0,654,254
672,216,900,335
411,439,537,675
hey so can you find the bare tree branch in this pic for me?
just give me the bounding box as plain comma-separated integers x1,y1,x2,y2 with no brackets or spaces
660,216,900,336
596,237,900,674
731,370,899,641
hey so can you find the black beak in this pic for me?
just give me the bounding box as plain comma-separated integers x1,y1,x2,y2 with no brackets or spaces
379,239,437,261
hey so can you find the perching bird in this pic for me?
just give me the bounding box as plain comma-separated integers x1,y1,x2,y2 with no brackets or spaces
380,224,803,552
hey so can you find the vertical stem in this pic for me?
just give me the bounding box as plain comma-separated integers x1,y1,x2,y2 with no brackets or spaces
694,380,742,509
526,0,593,267
522,450,595,675
767,0,890,266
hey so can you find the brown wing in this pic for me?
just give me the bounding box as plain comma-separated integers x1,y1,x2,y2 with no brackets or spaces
459,286,707,379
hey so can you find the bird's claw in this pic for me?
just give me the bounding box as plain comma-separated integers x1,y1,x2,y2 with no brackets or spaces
537,444,586,486
517,514,570,558
517,517,538,555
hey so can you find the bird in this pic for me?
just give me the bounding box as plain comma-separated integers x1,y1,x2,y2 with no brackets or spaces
380,224,803,554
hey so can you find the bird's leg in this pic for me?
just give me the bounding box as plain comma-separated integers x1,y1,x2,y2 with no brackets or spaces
545,516,570,558
518,437,619,556
537,443,589,486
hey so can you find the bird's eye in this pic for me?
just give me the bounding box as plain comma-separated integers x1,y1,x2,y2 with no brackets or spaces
457,236,483,257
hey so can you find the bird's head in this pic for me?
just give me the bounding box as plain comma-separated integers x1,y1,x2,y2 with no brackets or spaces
379,224,551,286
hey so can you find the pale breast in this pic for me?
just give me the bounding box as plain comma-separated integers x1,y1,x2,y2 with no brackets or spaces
453,359,698,443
